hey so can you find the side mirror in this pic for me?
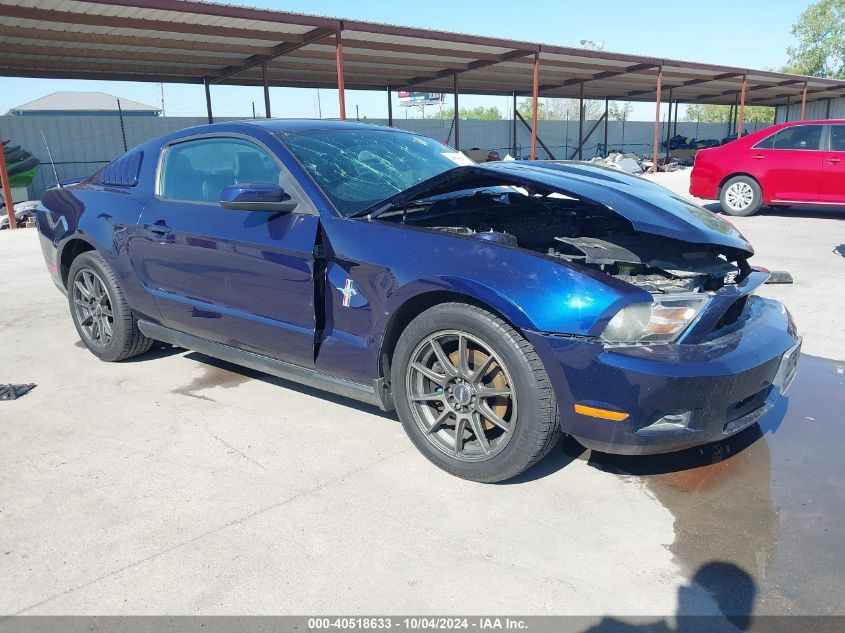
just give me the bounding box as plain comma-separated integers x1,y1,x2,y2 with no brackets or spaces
219,183,299,212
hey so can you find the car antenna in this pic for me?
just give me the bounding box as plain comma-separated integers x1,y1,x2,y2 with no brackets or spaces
41,130,61,188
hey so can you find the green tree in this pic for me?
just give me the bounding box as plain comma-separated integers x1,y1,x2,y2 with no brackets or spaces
684,103,775,125
427,106,502,120
786,0,845,78
608,101,633,122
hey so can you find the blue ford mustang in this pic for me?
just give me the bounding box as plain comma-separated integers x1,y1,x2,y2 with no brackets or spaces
36,120,801,482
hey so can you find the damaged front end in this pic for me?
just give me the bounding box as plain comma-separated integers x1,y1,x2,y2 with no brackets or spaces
369,161,800,454
372,160,757,345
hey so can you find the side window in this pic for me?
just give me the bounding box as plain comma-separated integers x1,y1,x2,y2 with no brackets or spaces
159,137,282,203
830,125,845,152
753,133,775,150
769,125,823,151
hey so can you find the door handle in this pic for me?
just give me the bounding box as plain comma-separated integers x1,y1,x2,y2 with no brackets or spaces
827,157,842,164
751,154,766,160
144,222,172,236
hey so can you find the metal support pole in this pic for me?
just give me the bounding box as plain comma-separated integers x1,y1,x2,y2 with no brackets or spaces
729,92,739,136
800,82,808,120
652,66,663,174
262,62,271,118
336,31,346,121
512,92,518,157
0,126,16,230
737,75,747,138
570,111,607,160
387,87,393,126
603,98,609,157
453,74,460,151
827,99,832,119
531,52,539,160
664,89,673,164
515,110,555,159
204,78,213,124
578,81,584,160
727,102,734,136
673,101,679,137
784,95,790,122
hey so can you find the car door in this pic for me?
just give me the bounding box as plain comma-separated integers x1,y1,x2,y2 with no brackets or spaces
820,124,845,204
750,124,823,202
132,134,319,366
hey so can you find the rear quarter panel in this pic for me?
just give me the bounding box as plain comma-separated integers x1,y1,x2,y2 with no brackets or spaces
37,181,161,321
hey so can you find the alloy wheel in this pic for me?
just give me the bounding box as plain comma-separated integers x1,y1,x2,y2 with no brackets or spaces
724,181,754,212
72,268,114,347
405,330,517,462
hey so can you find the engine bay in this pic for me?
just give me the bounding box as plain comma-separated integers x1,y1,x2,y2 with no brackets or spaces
381,189,745,294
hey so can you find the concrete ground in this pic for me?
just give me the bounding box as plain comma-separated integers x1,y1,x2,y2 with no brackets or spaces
1,176,844,619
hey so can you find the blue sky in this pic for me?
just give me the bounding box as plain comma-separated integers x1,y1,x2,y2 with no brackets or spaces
0,0,813,120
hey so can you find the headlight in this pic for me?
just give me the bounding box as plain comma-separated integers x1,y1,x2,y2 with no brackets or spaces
601,295,707,343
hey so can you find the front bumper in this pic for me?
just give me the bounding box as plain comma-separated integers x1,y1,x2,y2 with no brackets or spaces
526,296,800,455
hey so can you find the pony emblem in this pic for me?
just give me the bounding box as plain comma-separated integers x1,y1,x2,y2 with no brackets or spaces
338,278,357,307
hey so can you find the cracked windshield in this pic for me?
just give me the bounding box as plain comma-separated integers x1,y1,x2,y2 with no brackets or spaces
278,128,473,216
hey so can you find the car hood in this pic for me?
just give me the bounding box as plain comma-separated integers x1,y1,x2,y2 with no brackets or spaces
372,161,753,256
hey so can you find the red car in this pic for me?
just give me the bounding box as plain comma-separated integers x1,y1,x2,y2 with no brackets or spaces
690,119,845,216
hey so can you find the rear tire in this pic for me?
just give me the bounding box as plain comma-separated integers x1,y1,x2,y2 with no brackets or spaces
68,251,153,362
719,175,763,216
391,303,560,483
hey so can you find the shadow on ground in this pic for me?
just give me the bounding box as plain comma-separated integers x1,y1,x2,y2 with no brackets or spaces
174,351,396,420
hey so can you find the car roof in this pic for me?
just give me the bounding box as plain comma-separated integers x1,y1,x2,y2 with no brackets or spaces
137,118,415,152
242,118,399,133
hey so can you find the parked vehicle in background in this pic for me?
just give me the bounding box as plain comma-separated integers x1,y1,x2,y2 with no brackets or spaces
690,119,845,216
36,120,800,482
0,198,39,229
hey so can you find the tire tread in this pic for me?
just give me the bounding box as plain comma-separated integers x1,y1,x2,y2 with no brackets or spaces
393,302,560,482
69,251,153,362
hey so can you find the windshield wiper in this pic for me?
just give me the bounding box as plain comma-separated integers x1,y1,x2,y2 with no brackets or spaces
348,198,428,220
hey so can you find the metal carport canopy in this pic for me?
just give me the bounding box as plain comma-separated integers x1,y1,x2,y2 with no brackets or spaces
0,0,844,107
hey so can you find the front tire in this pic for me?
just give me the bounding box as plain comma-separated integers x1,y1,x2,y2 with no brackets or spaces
391,303,560,483
68,251,154,362
719,175,763,216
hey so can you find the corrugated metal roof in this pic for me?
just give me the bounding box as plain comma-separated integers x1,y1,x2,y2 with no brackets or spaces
0,0,842,106
10,91,159,113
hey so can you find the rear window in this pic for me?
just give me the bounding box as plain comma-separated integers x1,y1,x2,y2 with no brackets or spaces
100,151,143,187
753,125,822,151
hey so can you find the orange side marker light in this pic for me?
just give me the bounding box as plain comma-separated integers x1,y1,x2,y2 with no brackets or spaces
574,404,629,421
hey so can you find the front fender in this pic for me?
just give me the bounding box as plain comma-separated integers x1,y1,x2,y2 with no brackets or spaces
318,216,652,386
326,216,651,342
